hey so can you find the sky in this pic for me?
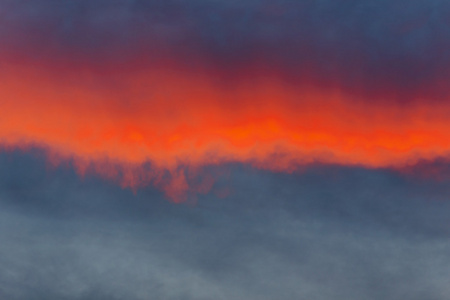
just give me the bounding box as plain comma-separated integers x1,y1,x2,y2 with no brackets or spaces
1,0,450,299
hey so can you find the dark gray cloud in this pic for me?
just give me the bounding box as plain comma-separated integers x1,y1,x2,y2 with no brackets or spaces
1,148,450,299
1,0,450,101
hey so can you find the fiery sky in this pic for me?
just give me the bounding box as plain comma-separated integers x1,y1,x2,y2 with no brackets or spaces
2,0,450,198
2,1,450,299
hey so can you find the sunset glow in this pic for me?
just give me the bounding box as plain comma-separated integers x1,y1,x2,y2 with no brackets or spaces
2,60,450,192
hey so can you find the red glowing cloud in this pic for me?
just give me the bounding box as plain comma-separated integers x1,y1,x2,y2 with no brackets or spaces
1,59,450,200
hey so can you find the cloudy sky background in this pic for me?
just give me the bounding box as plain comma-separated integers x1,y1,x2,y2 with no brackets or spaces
1,149,450,299
2,1,450,299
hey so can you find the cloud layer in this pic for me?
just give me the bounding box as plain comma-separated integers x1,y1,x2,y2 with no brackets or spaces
1,149,450,299
1,2,450,297
2,0,450,99
1,0,450,196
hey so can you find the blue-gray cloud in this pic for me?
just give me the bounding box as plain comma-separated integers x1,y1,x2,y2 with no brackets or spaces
1,148,450,299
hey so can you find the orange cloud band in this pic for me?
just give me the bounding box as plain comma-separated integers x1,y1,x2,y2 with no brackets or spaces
1,61,449,199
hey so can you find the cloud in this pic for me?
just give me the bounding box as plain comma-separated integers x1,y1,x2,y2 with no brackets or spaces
1,0,449,100
1,2,449,297
1,1,450,190
1,150,450,299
